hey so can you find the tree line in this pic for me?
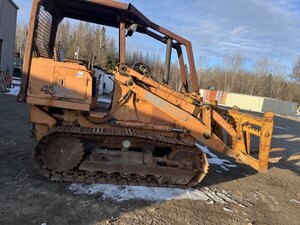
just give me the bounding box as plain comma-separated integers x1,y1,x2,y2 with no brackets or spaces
15,22,300,104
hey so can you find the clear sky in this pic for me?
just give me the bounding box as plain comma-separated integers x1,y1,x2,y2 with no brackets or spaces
14,0,300,74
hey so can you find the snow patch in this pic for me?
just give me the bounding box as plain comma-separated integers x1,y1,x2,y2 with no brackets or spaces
223,207,234,212
196,143,237,171
217,190,248,208
289,199,300,204
12,78,21,84
251,191,278,207
68,184,248,209
4,85,20,96
2,79,20,96
69,183,210,202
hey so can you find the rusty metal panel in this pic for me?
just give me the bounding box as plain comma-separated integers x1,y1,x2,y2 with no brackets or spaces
221,92,227,105
0,0,18,73
209,90,217,102
119,18,126,64
176,45,188,92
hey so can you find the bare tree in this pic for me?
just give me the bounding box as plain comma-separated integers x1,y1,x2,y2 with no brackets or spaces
224,52,244,92
197,53,210,87
292,57,300,82
251,58,271,95
15,24,28,58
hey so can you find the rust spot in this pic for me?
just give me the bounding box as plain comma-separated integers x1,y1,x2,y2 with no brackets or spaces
264,117,273,122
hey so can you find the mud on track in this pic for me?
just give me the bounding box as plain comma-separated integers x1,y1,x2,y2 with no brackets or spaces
0,94,299,225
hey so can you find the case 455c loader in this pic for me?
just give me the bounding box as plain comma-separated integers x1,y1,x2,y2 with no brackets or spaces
18,0,274,188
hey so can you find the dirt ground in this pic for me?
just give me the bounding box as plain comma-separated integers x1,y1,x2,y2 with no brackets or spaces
0,94,299,225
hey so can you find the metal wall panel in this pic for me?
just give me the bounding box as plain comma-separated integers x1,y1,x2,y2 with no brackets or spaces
225,93,265,112
209,90,217,102
200,89,220,103
221,92,227,105
0,0,18,73
262,98,298,115
200,88,298,115
202,89,210,102
216,91,223,104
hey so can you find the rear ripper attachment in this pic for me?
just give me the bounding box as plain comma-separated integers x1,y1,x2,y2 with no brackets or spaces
20,0,274,188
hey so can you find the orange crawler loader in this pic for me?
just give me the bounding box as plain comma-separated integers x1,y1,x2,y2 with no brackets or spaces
18,0,274,188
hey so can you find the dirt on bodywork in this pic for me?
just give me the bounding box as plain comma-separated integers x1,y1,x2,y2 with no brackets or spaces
0,94,299,225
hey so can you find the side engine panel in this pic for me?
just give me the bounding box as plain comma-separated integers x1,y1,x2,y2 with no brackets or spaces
26,58,93,111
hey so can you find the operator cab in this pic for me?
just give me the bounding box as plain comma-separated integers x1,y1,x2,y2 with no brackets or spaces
19,0,199,113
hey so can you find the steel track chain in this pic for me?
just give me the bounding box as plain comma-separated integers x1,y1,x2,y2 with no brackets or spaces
33,126,208,188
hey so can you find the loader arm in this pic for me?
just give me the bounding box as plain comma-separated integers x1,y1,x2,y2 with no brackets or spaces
118,65,274,173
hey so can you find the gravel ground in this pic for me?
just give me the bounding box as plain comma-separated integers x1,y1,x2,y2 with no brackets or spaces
0,94,299,225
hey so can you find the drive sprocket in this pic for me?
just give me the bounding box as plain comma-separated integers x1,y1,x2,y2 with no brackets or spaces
37,136,84,172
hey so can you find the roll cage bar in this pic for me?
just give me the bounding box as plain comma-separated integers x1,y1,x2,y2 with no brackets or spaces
18,0,199,101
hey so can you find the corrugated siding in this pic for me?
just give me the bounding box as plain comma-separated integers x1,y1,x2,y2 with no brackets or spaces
200,89,225,103
0,0,18,73
221,92,227,105
200,88,298,115
203,89,210,102
210,90,217,102
216,91,223,103
225,93,265,112
262,98,298,115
